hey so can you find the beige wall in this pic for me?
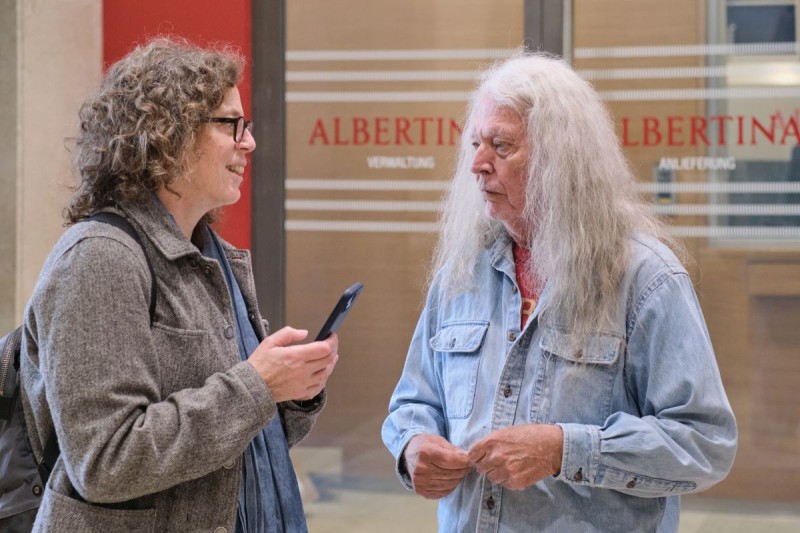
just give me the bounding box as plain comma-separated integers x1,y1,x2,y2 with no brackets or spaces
0,0,17,332
13,0,102,321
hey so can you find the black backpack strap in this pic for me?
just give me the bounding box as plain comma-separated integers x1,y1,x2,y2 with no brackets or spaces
37,428,60,485
87,212,158,325
35,213,159,485
0,326,23,421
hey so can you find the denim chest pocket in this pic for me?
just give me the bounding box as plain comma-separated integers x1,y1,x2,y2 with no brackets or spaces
534,328,624,425
430,320,489,419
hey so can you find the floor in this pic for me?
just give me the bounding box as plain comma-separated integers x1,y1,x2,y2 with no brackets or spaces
302,475,800,533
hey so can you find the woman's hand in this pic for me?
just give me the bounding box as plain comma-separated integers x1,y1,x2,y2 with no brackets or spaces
247,327,339,402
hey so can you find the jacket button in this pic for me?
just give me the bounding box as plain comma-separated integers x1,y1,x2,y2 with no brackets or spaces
188,259,198,269
32,484,42,496
503,385,512,398
223,459,236,469
204,266,213,275
486,496,495,510
224,326,235,339
511,285,518,293
574,468,583,482
626,478,637,488
574,349,583,359
507,332,516,342
214,528,227,533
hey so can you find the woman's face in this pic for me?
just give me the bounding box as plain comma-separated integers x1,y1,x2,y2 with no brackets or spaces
469,98,530,242
182,87,255,213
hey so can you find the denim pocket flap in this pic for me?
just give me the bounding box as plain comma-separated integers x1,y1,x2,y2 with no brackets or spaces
430,321,490,353
540,328,623,364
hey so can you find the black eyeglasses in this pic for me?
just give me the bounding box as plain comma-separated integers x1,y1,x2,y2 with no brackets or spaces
206,116,253,143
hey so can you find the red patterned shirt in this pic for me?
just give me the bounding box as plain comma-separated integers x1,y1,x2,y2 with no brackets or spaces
512,242,543,329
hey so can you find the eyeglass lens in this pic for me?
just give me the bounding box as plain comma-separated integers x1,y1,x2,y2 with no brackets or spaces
234,117,244,142
233,117,253,143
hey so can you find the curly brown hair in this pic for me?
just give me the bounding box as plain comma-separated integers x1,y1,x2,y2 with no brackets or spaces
65,37,245,223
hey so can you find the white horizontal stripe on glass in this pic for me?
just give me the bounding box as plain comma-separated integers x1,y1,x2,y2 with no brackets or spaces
578,66,728,80
286,220,439,233
654,204,800,216
575,42,799,59
289,65,800,83
600,87,800,101
670,226,800,238
286,200,799,217
286,179,449,191
286,91,469,102
287,179,800,194
287,70,478,82
640,182,800,193
286,49,513,62
286,220,799,238
287,87,800,102
286,199,441,212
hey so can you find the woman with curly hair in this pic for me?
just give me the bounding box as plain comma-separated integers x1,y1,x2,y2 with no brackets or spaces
21,37,337,532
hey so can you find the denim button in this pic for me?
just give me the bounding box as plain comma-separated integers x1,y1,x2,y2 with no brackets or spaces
214,528,227,533
574,349,583,359
507,332,516,342
188,259,198,269
486,496,495,510
223,459,235,469
32,484,42,496
511,285,518,293
503,385,512,398
204,265,213,275
224,326,234,339
574,468,584,482
626,478,636,488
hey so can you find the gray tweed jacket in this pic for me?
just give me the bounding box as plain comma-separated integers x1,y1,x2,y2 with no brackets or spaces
21,196,324,532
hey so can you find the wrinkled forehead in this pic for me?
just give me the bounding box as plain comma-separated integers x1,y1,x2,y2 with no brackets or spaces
468,96,526,139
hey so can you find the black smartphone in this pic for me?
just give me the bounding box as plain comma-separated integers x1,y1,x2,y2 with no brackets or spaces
315,282,364,341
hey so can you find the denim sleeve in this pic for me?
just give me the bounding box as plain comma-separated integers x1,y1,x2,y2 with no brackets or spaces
382,296,448,489
557,271,737,497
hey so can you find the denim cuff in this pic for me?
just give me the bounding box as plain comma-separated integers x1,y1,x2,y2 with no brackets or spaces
394,432,426,491
556,423,601,485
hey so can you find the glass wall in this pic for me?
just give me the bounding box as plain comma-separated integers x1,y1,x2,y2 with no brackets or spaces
572,0,800,503
285,0,800,529
284,1,523,528
284,0,524,453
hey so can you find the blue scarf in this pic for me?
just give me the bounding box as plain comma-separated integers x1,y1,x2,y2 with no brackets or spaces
201,228,307,533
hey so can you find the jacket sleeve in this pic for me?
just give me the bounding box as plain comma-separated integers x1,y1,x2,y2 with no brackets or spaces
381,284,448,489
556,270,738,497
25,236,275,503
280,391,327,448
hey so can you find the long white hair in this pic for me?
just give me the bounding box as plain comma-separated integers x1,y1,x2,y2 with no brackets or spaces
432,51,675,346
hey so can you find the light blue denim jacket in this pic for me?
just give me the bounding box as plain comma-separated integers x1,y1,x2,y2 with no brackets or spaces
382,233,737,532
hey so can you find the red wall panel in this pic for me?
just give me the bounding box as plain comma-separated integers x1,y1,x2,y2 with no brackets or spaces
103,0,253,248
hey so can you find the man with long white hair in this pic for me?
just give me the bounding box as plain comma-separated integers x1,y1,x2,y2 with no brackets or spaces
382,52,737,532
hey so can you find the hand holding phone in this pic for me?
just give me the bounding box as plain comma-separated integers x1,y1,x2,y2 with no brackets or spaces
315,282,364,341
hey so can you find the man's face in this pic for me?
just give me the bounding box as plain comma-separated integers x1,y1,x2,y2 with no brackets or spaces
469,99,530,242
